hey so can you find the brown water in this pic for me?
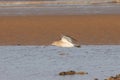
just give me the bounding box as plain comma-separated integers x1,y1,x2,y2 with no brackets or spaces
0,15,120,45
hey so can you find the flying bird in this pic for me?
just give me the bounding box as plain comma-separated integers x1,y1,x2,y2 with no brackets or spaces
51,35,80,48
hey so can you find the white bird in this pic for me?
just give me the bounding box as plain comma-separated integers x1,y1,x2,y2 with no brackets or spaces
51,35,80,48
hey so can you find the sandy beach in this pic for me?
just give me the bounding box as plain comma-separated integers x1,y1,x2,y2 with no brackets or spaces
0,15,120,45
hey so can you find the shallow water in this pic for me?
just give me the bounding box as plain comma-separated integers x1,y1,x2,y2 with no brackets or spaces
0,45,120,80
0,4,120,15
0,0,120,15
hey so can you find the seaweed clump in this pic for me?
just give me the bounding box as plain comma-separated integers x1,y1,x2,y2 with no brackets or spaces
59,70,88,76
105,74,120,80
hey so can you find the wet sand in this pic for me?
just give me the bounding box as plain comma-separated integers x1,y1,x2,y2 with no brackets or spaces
0,15,120,45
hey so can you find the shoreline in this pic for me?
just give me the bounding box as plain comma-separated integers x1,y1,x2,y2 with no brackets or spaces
0,1,118,5
0,14,120,45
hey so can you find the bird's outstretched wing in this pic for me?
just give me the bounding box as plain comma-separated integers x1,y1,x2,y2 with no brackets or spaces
61,35,77,43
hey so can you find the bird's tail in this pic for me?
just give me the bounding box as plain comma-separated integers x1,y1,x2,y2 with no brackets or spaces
74,44,81,48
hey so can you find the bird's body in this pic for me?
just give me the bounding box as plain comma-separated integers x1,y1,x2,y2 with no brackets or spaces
52,35,80,48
